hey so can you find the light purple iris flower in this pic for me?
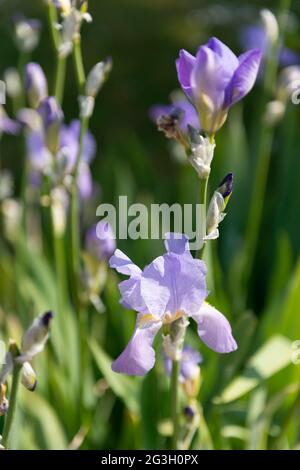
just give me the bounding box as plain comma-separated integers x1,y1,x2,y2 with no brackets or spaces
25,63,48,108
164,345,202,383
149,100,200,133
176,37,262,134
241,26,300,68
86,221,116,261
109,233,237,376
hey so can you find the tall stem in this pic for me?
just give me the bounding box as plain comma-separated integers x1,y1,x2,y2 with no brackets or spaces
241,0,292,298
73,39,86,93
171,359,180,449
2,364,22,449
54,56,67,105
47,1,66,105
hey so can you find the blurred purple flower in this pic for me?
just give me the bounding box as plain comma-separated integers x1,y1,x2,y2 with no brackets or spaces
109,233,237,376
241,25,300,68
0,107,21,135
176,37,262,134
38,97,64,129
25,63,48,108
164,345,202,383
86,221,116,261
60,120,97,199
149,100,199,133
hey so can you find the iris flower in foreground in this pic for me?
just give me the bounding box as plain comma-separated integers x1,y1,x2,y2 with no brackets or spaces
176,37,262,134
109,234,237,376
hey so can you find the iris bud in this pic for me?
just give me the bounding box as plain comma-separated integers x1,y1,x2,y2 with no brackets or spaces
85,58,112,98
25,63,48,109
38,97,63,154
19,311,54,362
21,362,37,392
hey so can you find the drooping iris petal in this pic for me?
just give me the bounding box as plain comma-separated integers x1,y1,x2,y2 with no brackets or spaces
192,302,237,353
225,49,262,107
109,249,142,277
112,317,162,375
176,50,196,100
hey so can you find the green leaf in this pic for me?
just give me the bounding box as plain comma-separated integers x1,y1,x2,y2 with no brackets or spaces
90,339,140,415
21,392,68,449
214,335,293,404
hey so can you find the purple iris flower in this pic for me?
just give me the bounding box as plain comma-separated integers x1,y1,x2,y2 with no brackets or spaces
86,221,116,261
164,345,202,383
109,233,237,376
176,37,262,134
25,63,48,108
149,100,199,133
241,26,300,68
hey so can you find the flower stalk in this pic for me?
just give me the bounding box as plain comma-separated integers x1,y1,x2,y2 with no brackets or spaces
1,343,21,449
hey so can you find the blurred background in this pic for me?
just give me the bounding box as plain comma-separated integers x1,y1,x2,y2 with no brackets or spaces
1,0,300,450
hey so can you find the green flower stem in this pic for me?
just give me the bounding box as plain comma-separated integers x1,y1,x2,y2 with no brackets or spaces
73,39,86,93
241,0,292,299
2,363,22,449
171,359,180,450
47,1,66,104
47,1,60,51
54,56,67,105
198,176,209,259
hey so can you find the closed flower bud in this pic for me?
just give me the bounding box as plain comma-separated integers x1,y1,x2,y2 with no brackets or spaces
85,58,112,98
19,311,54,362
50,187,68,236
78,96,95,119
25,63,48,109
188,133,215,179
38,97,63,154
4,68,22,99
263,100,285,126
21,362,37,392
13,15,41,53
260,9,279,46
205,173,233,240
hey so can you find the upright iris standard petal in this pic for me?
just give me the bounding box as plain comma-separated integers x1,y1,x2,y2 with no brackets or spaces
192,302,237,353
112,317,163,376
176,50,196,100
225,49,262,107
